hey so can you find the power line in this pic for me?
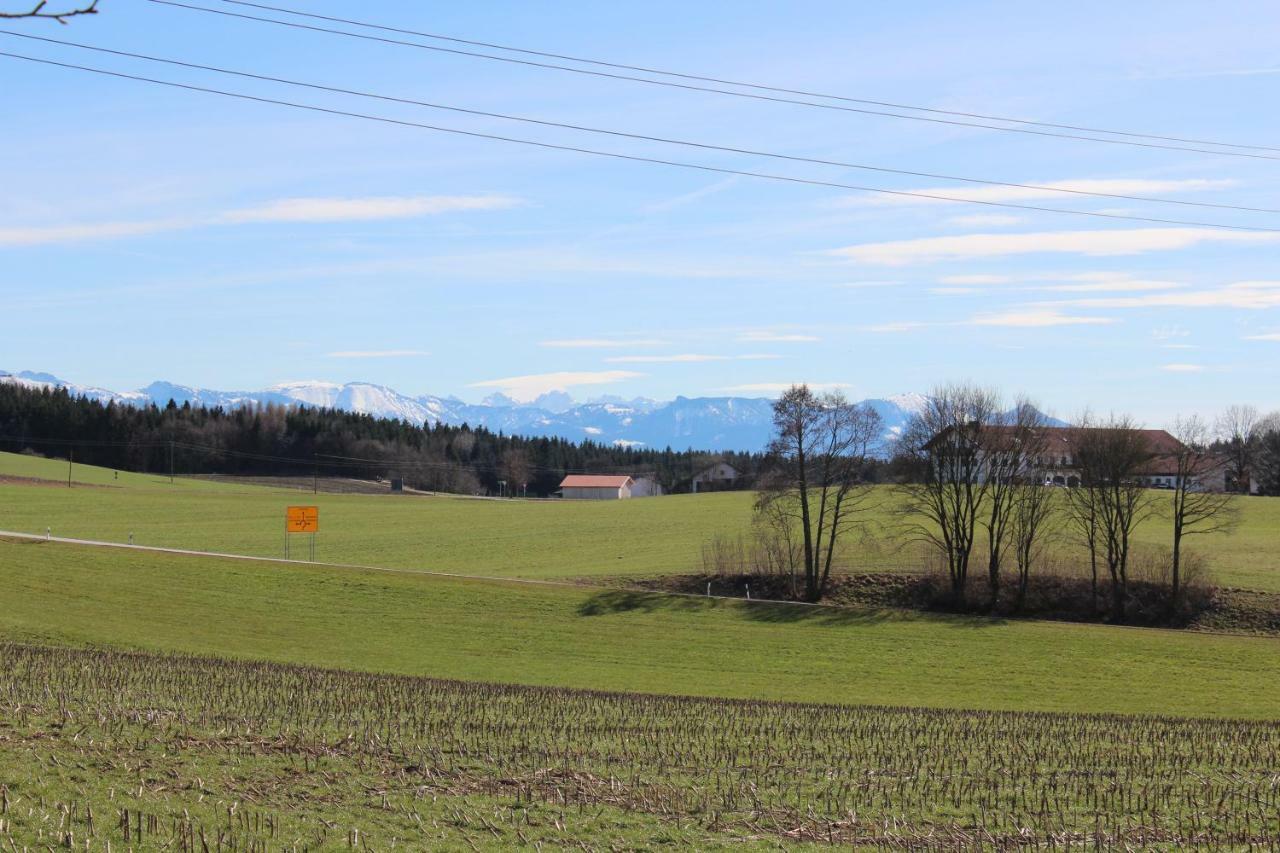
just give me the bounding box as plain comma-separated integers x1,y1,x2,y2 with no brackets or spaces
206,0,1280,155
5,29,1277,216
148,0,1280,162
4,50,1278,232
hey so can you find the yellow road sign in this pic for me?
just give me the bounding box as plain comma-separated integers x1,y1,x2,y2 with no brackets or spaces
285,505,319,533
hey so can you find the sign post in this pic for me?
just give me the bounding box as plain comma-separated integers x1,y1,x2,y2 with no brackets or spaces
285,505,319,561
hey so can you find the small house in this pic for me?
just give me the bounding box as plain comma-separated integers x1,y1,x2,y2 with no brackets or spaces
692,462,739,493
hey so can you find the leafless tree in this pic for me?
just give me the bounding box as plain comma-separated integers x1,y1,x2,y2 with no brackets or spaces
1009,472,1060,612
752,496,804,597
499,448,531,497
1067,415,1156,620
977,398,1048,604
0,0,97,22
755,385,883,601
898,383,1001,599
1216,404,1264,494
1168,415,1238,605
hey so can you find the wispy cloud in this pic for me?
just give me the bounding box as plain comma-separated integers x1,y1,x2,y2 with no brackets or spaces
605,353,779,363
539,338,670,348
946,214,1023,227
0,194,521,247
1244,332,1280,341
838,178,1235,208
219,194,521,224
1046,280,1280,310
737,331,820,343
832,228,1279,265
860,321,931,333
0,217,193,247
1161,363,1205,373
469,370,643,401
936,271,1182,294
967,310,1116,328
721,382,851,394
640,177,740,213
326,349,431,358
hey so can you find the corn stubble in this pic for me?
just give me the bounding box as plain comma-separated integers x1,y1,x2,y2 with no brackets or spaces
0,643,1278,850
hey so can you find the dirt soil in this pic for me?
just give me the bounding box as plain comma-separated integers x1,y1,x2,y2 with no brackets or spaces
0,474,114,489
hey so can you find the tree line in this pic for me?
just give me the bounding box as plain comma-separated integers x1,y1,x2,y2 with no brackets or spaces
753,384,1275,617
0,382,764,496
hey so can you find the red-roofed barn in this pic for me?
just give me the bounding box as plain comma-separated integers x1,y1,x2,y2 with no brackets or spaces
559,474,634,500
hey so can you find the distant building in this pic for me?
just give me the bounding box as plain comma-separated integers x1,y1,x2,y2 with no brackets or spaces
559,474,634,500
924,426,1221,490
630,475,664,498
692,462,738,493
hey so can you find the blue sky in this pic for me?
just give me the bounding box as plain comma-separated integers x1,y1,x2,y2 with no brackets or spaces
2,0,1279,422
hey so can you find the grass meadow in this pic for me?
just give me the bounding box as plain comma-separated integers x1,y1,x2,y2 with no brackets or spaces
1,537,1279,718
3,451,1280,848
1,450,1278,589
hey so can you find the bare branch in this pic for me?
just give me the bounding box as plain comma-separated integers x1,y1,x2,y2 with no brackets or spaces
0,0,98,23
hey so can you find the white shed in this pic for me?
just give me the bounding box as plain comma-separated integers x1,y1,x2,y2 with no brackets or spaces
559,474,634,500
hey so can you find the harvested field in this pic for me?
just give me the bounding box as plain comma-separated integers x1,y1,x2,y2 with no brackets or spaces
2,642,1279,850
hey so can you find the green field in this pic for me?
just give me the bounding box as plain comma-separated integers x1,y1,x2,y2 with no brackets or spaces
2,450,1279,589
4,452,1280,848
2,537,1279,718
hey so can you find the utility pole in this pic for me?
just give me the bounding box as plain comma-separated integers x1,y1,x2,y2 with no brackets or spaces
168,439,174,484
67,448,73,488
313,454,318,495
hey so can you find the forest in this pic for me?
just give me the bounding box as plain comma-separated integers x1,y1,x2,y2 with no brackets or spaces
0,383,764,496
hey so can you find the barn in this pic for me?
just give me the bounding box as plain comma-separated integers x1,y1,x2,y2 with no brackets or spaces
559,474,634,500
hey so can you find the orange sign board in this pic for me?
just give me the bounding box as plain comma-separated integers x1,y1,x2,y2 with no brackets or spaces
285,505,319,533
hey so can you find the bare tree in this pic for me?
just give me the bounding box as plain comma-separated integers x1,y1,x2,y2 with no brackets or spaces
752,496,804,597
977,398,1047,604
1168,415,1238,605
0,0,98,22
898,383,1000,600
1009,472,1060,611
755,385,883,602
1216,404,1264,494
499,448,531,497
1068,416,1156,620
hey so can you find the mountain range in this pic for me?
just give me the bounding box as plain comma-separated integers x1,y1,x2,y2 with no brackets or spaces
1,369,940,452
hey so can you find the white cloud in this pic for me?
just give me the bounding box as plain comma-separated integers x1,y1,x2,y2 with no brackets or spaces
605,353,779,363
469,370,643,401
220,195,521,224
861,321,931,333
946,214,1023,227
839,178,1236,208
1048,280,1280,310
1162,363,1205,373
936,272,1181,294
721,382,852,394
968,310,1116,328
737,331,820,342
940,274,1012,285
0,194,520,247
0,217,192,247
1244,332,1280,341
831,228,1279,265
326,349,431,358
539,338,669,348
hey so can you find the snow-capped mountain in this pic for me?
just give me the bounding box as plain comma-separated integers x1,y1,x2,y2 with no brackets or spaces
2,370,939,452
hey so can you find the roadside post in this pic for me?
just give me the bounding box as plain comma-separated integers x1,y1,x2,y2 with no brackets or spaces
284,505,319,561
